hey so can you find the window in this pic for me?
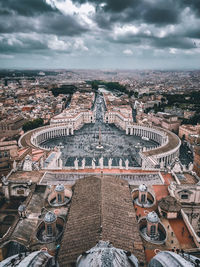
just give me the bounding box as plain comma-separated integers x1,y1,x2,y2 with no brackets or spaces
150,225,156,236
58,194,62,203
141,194,146,203
181,194,188,199
47,225,52,236
17,189,24,195
4,151,8,157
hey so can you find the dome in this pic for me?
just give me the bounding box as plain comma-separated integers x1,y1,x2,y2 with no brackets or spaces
139,184,147,192
148,251,194,267
147,211,159,223
76,241,139,267
44,211,57,223
0,251,53,267
55,184,65,192
18,204,26,212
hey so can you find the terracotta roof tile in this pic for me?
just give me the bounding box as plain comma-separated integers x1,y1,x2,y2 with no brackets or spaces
58,175,145,266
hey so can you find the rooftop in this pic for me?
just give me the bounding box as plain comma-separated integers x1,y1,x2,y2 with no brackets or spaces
58,175,145,266
158,196,182,212
7,171,44,183
143,128,180,157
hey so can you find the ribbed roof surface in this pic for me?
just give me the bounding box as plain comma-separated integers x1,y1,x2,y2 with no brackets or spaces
77,241,139,267
58,175,145,266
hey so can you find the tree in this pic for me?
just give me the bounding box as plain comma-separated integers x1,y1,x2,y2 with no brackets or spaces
182,134,185,141
22,118,44,132
134,92,139,98
51,85,77,96
128,91,134,98
91,81,98,91
161,97,166,103
154,104,159,113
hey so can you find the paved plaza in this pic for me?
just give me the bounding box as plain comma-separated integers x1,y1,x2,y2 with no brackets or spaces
41,94,158,168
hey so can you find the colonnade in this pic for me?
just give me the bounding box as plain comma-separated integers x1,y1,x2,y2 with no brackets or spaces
155,148,180,166
126,125,168,145
31,126,74,148
126,124,181,169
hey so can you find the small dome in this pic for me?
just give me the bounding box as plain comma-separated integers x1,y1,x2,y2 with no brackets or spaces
44,211,57,223
18,204,26,212
139,184,147,192
0,251,52,267
149,251,194,267
147,211,159,223
55,184,65,192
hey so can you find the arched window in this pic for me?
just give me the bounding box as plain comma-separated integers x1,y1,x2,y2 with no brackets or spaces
58,194,62,203
150,225,156,236
47,225,52,236
141,194,146,203
181,194,188,199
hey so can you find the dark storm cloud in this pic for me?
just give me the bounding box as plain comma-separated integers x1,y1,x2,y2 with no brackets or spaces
0,0,58,16
75,0,181,26
39,14,88,36
109,31,195,50
0,37,48,54
0,0,200,69
72,0,139,12
0,0,88,36
0,13,88,36
151,36,195,49
102,0,138,13
182,0,200,16
0,16,34,34
142,7,179,25
186,29,200,39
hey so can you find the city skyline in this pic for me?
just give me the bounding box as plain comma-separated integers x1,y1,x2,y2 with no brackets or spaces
0,0,200,69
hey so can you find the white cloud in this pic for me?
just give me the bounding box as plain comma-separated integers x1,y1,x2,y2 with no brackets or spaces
169,48,177,54
47,0,95,15
46,0,95,26
114,25,139,38
123,49,133,55
48,36,71,51
74,39,88,51
7,37,23,46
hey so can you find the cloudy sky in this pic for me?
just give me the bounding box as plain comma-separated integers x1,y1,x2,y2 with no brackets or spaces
0,0,200,69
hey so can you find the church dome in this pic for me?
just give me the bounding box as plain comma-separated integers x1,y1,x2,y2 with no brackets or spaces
55,184,65,192
139,184,147,192
147,211,159,223
148,251,194,267
44,211,57,223
76,241,139,267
